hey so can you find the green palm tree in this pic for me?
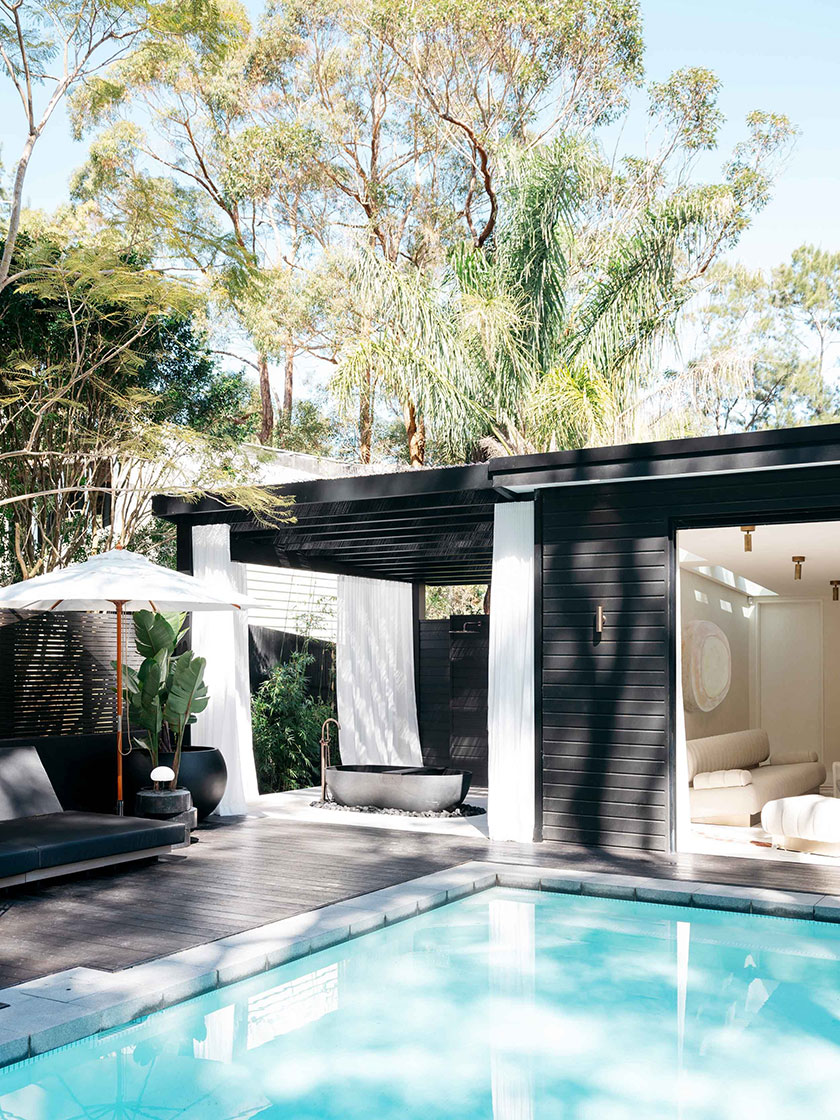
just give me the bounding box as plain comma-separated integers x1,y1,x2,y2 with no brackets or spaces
332,127,784,461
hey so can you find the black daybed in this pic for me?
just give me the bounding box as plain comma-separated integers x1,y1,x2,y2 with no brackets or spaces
0,746,185,888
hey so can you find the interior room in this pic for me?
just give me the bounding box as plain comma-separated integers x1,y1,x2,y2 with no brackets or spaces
677,520,840,864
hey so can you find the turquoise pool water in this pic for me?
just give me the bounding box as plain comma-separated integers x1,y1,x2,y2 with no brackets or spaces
1,888,839,1119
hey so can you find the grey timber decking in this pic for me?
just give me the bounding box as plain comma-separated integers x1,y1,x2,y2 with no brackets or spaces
3,816,840,989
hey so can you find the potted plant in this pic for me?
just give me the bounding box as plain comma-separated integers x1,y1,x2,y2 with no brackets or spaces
118,611,227,819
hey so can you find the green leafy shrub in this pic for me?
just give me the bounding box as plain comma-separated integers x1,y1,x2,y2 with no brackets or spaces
251,650,336,793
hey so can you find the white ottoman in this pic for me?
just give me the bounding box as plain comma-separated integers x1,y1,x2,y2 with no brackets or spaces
761,795,840,856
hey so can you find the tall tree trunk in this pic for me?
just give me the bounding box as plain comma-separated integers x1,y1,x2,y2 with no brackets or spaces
359,369,373,464
258,354,274,444
0,131,38,291
283,337,294,416
404,398,426,466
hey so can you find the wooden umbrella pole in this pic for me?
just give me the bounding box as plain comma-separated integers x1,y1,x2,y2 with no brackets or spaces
115,600,125,816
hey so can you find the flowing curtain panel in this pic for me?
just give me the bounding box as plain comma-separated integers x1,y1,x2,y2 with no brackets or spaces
673,560,691,850
336,575,423,766
191,524,259,815
488,501,536,842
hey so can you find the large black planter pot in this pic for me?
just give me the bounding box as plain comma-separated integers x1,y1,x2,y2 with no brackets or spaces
123,745,227,822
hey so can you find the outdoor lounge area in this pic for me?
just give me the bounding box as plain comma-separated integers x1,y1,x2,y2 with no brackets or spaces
3,425,840,1113
3,0,840,1109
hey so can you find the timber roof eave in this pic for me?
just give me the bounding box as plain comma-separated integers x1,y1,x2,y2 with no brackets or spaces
151,422,840,527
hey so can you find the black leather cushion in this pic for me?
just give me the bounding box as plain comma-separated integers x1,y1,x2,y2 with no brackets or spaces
0,838,39,878
0,812,185,869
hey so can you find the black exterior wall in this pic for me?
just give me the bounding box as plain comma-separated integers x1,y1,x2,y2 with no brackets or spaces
417,616,489,785
539,462,840,853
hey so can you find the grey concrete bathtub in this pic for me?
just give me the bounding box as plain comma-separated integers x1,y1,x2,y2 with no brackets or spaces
326,766,472,812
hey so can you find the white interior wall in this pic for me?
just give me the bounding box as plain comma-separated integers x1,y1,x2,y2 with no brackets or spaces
679,568,754,741
754,599,824,763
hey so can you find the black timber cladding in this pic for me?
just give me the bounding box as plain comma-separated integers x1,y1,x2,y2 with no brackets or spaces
0,611,140,738
417,617,489,785
418,620,450,768
539,462,840,853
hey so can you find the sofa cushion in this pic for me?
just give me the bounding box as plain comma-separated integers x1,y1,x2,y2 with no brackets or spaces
0,746,63,821
749,762,826,805
0,837,39,878
765,750,819,766
761,794,840,842
0,812,185,869
686,729,769,782
693,768,753,790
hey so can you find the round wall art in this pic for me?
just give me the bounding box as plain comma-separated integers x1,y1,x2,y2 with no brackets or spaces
682,619,731,713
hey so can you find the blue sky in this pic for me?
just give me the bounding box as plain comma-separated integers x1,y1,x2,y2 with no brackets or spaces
1,0,838,272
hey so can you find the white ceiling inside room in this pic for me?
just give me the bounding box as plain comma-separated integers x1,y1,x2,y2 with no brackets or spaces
680,521,840,601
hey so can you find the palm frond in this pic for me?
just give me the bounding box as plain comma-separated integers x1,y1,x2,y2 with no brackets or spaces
563,190,734,425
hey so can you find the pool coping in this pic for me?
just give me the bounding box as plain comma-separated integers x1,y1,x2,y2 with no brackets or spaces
1,860,840,1069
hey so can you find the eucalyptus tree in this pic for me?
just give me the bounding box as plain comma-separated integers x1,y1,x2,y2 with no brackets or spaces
368,0,644,247
0,232,280,580
0,0,202,292
771,244,840,378
252,0,645,462
70,1,328,443
677,247,840,437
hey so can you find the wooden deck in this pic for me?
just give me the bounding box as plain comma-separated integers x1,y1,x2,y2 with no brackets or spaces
3,817,840,989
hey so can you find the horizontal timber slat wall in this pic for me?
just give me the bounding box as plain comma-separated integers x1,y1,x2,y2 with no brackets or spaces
417,616,489,786
538,463,840,853
418,620,450,769
0,611,139,738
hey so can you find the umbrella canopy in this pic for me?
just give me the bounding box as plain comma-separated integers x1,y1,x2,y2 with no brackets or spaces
0,547,254,814
0,547,255,612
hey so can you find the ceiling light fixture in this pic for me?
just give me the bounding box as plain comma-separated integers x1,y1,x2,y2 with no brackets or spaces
831,581,840,602
741,525,756,552
793,556,806,580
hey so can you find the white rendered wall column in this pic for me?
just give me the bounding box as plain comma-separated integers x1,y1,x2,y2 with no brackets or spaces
336,575,423,765
191,523,259,816
487,501,536,842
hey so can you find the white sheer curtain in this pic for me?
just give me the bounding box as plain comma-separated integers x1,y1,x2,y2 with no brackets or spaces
336,575,422,766
488,501,535,842
673,559,690,851
191,524,259,816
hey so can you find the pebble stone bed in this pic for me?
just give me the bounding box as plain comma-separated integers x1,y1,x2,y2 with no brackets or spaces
1,860,840,1070
310,799,486,818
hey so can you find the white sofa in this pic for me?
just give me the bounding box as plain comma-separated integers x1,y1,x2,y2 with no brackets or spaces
687,728,826,826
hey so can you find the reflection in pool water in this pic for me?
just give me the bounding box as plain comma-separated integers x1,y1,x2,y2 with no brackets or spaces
0,888,839,1119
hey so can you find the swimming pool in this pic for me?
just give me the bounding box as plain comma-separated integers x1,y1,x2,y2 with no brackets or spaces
0,887,838,1119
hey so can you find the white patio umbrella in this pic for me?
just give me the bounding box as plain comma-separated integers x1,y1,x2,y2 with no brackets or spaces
0,547,253,814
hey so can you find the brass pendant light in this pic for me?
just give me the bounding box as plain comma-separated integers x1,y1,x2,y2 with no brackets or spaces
741,526,756,552
831,580,840,601
792,556,806,580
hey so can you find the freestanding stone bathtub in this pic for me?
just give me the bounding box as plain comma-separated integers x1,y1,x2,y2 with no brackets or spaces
326,765,472,812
